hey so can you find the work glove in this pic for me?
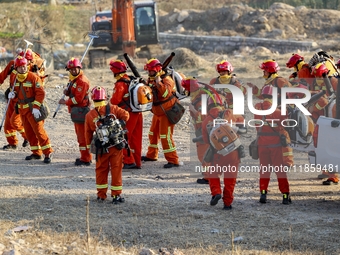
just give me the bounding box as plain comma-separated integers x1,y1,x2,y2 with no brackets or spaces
32,108,41,119
8,91,16,99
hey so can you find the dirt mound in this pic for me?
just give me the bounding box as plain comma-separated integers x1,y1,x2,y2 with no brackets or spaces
160,48,210,69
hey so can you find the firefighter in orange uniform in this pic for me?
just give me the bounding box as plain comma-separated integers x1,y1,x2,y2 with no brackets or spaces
141,58,179,168
0,50,28,150
9,56,53,163
310,63,339,185
201,96,245,210
109,60,142,169
248,59,294,167
20,49,46,82
85,86,129,203
209,60,246,109
58,58,92,166
254,85,292,204
286,53,314,87
247,59,293,103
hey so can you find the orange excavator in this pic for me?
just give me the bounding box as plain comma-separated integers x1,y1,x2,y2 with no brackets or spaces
88,0,160,68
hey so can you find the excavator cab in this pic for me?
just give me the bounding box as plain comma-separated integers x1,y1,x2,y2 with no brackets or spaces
134,1,159,46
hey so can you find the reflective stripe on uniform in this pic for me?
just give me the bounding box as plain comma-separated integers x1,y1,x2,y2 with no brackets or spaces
71,97,77,104
41,144,51,150
30,145,41,150
149,144,158,148
18,104,30,109
123,93,129,98
96,184,108,189
149,131,154,135
79,146,87,150
33,100,41,107
162,89,168,98
111,186,122,191
283,151,293,156
5,131,16,137
315,103,323,110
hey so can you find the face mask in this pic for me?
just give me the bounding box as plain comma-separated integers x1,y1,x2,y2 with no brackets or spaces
315,78,324,86
219,74,231,84
114,73,125,80
17,72,28,82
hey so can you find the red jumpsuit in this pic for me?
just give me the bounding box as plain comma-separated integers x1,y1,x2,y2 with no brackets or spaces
85,103,129,199
202,107,243,207
12,71,53,157
65,71,92,163
254,99,291,194
110,74,143,168
209,75,247,109
0,61,27,147
145,76,179,165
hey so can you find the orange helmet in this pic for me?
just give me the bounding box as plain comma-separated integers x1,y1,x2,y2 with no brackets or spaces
286,54,304,68
19,49,33,60
181,77,200,92
259,60,280,73
91,86,107,101
109,60,127,74
66,58,82,70
311,63,329,77
14,56,28,68
261,85,274,97
137,85,153,104
216,60,233,73
144,58,162,72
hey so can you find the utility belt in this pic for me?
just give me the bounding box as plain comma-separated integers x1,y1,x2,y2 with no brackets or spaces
18,97,34,104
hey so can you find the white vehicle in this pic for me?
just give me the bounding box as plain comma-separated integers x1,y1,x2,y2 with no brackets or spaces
308,116,340,168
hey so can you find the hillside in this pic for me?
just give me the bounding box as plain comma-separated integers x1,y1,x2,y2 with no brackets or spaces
1,2,340,54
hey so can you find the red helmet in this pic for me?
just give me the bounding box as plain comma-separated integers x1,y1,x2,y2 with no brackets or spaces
14,56,28,68
259,60,280,73
144,58,162,72
66,58,82,70
261,85,274,97
286,54,304,68
19,49,33,60
216,60,233,73
181,77,200,92
311,63,329,77
91,86,107,101
336,59,340,67
109,60,127,74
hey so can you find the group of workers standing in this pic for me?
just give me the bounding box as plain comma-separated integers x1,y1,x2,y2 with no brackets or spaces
0,47,338,208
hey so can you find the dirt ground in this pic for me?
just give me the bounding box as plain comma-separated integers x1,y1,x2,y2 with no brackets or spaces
0,50,340,255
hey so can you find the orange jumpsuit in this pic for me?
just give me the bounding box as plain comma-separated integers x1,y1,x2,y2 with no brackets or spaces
145,75,179,165
209,75,247,109
289,63,314,87
111,74,143,168
254,99,291,194
252,76,292,102
202,107,243,207
0,61,27,146
65,71,92,163
85,103,129,199
12,71,53,157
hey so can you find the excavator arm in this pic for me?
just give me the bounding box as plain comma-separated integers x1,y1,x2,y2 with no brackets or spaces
112,0,136,57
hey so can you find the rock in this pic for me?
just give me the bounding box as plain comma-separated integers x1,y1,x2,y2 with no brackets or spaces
139,247,156,255
176,24,185,33
168,13,178,23
252,46,272,56
0,243,5,253
269,2,295,10
232,13,240,22
257,16,268,23
177,10,189,23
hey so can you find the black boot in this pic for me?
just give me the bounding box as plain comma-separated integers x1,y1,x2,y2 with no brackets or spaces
282,193,292,205
259,190,267,203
